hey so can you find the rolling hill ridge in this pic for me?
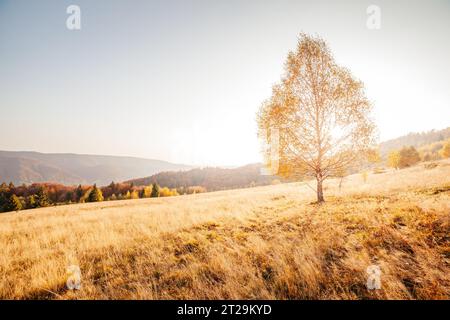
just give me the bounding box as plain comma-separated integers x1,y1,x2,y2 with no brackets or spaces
0,151,192,186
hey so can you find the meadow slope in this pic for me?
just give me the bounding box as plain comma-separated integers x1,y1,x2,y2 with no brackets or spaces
0,160,449,299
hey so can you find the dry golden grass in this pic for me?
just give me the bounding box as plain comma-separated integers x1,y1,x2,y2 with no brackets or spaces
0,160,449,300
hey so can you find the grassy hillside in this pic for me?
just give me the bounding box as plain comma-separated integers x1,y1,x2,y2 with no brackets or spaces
0,160,449,299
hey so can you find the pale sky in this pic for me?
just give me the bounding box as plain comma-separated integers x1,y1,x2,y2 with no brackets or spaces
0,0,449,166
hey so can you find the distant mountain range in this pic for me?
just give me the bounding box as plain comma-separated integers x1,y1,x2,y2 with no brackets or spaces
1,127,448,187
0,151,192,186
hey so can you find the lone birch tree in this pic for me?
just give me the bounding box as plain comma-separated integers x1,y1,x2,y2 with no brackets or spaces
257,34,376,203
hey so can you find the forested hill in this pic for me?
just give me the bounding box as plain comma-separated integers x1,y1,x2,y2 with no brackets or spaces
380,127,450,155
125,164,284,192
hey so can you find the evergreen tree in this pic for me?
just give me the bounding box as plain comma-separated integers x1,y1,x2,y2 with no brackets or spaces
75,185,83,202
0,192,8,212
109,181,117,195
150,183,160,198
65,191,74,203
35,187,50,207
0,182,8,191
87,184,104,202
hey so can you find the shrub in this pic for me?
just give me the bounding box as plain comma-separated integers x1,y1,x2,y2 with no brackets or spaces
186,186,207,194
159,187,179,197
398,146,420,168
373,167,385,174
440,141,450,158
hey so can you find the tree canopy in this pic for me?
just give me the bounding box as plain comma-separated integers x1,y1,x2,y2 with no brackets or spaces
257,34,376,202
